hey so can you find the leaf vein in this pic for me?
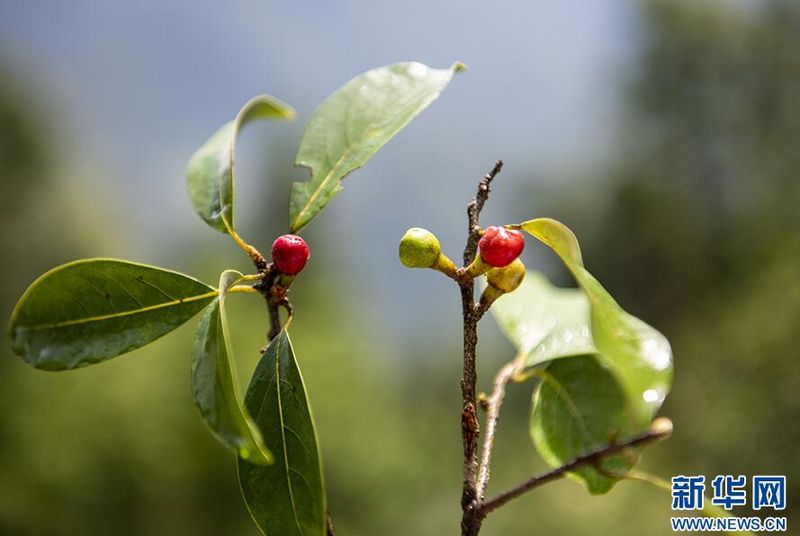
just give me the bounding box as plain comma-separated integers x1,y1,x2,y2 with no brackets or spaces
16,290,218,331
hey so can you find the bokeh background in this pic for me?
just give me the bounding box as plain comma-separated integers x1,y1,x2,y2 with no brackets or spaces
1,0,797,534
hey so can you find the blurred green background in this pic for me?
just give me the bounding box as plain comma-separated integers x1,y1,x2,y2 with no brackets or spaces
1,0,797,534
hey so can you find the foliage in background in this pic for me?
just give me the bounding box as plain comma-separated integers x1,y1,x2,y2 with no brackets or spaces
5,61,467,536
541,0,800,526
1,0,797,534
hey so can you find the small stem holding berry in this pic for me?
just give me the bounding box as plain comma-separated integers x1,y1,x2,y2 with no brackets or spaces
239,273,267,282
250,234,310,342
462,255,491,279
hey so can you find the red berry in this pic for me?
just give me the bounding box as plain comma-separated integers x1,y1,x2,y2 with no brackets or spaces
271,234,310,275
478,226,524,267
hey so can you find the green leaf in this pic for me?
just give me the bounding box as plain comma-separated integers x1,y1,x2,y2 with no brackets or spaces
522,218,673,422
289,61,465,232
8,259,216,370
497,224,672,495
531,355,645,494
187,95,295,234
489,271,596,367
238,330,325,536
191,270,272,465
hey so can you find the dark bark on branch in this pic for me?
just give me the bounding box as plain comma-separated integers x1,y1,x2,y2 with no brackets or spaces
253,265,292,342
459,161,503,536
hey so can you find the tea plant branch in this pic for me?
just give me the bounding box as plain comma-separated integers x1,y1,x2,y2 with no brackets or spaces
476,360,521,500
478,418,673,517
251,266,294,342
458,160,503,536
474,299,493,320
326,512,337,536
267,296,282,341
465,160,504,260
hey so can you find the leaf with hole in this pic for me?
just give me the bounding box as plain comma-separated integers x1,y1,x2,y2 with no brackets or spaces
187,95,295,234
289,61,464,232
489,270,596,367
238,329,325,536
7,259,216,370
191,270,272,465
522,218,673,422
531,355,647,494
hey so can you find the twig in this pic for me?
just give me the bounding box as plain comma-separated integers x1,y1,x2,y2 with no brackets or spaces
476,361,520,500
459,161,503,536
474,299,493,320
251,264,293,342
326,511,337,536
252,267,279,341
266,294,292,341
479,419,673,516
464,160,503,266
267,300,282,340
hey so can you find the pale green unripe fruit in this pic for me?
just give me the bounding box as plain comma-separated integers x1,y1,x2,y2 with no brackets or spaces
486,258,525,293
399,228,442,268
479,258,526,310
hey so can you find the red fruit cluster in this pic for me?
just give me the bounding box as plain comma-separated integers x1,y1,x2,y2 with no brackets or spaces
271,234,310,275
478,226,524,267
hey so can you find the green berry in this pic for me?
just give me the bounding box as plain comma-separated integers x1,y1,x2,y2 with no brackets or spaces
399,228,441,268
486,258,525,293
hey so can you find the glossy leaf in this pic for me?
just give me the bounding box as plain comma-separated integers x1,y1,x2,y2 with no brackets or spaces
289,61,464,232
522,218,673,422
191,270,272,465
8,259,216,370
187,95,295,234
531,356,646,494
238,330,325,536
489,271,596,367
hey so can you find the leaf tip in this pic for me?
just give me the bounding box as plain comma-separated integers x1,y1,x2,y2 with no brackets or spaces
279,106,297,121
241,446,274,466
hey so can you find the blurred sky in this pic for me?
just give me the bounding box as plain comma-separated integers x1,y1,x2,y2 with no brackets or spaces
0,0,768,352
0,0,644,353
0,0,634,232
